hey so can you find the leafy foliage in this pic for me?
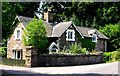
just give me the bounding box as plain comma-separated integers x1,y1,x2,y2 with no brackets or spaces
68,43,81,54
111,49,120,61
53,2,120,28
0,47,6,57
68,43,87,54
22,18,48,53
2,2,120,51
103,49,120,62
99,23,120,51
103,52,112,62
2,2,39,39
76,31,95,51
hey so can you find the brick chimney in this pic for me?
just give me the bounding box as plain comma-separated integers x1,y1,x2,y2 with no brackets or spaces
43,7,53,23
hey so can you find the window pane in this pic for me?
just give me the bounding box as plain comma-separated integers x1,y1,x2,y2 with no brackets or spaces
12,50,15,59
70,32,73,39
92,34,97,42
17,30,20,38
68,31,72,39
17,51,20,59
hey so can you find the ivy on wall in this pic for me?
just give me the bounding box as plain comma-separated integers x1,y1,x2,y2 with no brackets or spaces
76,31,95,51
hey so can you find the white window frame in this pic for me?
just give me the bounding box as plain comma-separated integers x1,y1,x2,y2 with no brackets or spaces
12,50,22,59
66,29,75,41
15,28,21,40
92,34,97,42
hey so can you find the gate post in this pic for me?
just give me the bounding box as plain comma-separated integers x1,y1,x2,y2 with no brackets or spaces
25,46,38,67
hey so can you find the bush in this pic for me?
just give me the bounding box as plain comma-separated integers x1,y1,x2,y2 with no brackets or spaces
68,43,81,54
68,43,87,54
103,49,120,62
0,47,6,57
22,17,48,53
80,48,87,54
2,58,25,66
103,52,112,62
111,49,120,61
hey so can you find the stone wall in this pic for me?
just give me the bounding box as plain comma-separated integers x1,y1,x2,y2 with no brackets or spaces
25,47,103,67
95,39,106,52
25,46,38,67
37,53,103,67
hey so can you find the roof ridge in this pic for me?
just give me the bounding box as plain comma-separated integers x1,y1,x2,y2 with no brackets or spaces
77,26,96,30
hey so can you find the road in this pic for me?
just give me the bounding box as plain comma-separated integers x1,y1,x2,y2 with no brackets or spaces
0,62,119,76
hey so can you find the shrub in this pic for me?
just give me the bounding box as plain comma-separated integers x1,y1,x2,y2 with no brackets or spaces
0,47,6,57
68,43,87,54
80,48,87,54
22,17,48,53
103,52,112,62
68,43,81,54
111,49,120,61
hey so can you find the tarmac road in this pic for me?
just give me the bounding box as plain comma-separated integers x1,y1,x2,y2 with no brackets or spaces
0,62,119,76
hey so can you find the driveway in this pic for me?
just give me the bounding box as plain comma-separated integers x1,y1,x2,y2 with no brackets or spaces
0,62,119,76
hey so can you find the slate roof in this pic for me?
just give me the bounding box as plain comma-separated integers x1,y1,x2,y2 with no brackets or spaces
52,21,72,37
16,16,53,37
76,26,109,39
16,15,108,39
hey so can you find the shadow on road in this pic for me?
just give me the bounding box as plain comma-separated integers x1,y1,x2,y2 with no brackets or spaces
1,70,119,76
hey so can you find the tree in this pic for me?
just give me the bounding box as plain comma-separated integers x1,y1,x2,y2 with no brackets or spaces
22,17,48,53
2,2,39,39
99,22,120,51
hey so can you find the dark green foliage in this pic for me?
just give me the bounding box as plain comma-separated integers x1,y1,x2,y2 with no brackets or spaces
99,23,120,51
2,58,25,66
76,31,95,51
0,47,6,57
80,38,95,51
2,2,120,51
22,17,48,53
2,2,39,39
55,2,120,28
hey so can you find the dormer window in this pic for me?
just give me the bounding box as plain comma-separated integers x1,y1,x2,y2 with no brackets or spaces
92,34,97,42
66,29,75,41
15,28,21,39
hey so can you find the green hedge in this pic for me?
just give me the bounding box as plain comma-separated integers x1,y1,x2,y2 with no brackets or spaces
2,58,25,66
103,49,120,62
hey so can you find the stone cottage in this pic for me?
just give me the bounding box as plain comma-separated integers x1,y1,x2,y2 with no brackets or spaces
7,15,109,60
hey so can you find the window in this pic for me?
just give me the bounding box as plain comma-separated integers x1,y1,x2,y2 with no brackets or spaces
15,28,21,39
17,30,20,38
66,30,75,41
12,50,22,59
92,34,97,42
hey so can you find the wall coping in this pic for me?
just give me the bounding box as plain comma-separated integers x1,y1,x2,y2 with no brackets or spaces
38,53,103,56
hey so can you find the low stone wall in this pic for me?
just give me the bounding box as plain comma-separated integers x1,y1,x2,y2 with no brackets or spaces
25,46,103,67
37,53,103,67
